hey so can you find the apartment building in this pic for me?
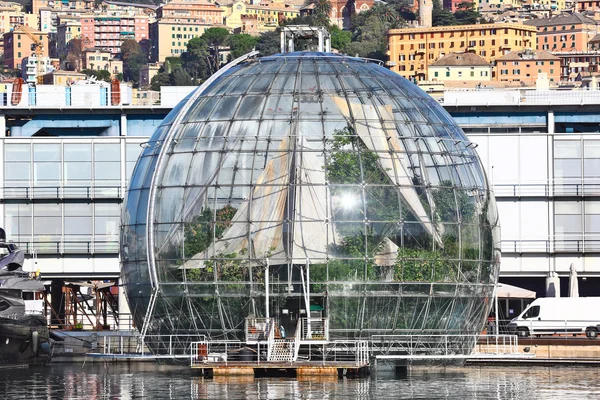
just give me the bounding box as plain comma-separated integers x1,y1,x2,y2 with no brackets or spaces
150,0,222,62
524,13,599,52
81,13,149,58
3,27,49,69
0,3,38,33
82,48,123,76
32,0,93,17
428,52,492,81
223,1,299,32
388,23,536,81
56,16,81,58
495,49,561,83
520,0,567,10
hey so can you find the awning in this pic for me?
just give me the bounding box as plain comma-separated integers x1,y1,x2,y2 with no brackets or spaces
496,283,536,299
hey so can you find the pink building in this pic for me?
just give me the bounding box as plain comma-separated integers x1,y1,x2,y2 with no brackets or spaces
81,14,149,57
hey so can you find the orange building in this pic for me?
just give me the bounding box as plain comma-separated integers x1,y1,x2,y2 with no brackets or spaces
495,49,561,84
3,27,49,70
524,13,599,53
388,23,536,81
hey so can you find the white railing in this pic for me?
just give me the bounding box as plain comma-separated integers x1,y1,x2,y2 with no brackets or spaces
371,334,525,360
100,333,207,357
473,334,520,356
300,317,329,341
442,89,600,107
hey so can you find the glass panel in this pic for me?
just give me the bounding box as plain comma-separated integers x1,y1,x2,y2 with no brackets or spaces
95,161,120,180
94,143,120,162
555,140,581,158
33,144,60,161
5,144,30,161
64,143,91,161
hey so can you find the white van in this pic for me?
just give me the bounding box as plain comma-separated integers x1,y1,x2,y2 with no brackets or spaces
506,297,600,338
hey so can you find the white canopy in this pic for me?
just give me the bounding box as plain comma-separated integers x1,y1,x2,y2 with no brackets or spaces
496,283,536,299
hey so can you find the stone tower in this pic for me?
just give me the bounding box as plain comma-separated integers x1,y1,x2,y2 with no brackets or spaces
419,0,433,28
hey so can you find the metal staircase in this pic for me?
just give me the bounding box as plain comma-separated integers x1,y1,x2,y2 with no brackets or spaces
268,339,295,362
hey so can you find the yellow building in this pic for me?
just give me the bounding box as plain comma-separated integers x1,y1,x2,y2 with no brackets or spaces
0,4,39,34
521,0,567,11
150,0,223,62
428,52,492,82
223,1,299,32
475,0,521,11
388,23,537,81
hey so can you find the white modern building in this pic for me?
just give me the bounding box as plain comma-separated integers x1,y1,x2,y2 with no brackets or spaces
1,84,600,326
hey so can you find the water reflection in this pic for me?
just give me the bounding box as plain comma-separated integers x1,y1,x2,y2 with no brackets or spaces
2,364,600,399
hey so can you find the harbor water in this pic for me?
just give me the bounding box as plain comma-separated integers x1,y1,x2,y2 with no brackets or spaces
2,363,600,399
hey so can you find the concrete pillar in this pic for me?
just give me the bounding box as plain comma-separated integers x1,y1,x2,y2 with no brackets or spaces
288,37,294,53
120,113,127,137
548,110,554,135
325,38,331,53
546,272,560,297
280,30,286,54
0,114,6,137
318,30,324,52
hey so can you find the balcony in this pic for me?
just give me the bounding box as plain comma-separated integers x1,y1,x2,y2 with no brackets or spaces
2,185,123,200
502,235,600,254
15,240,119,255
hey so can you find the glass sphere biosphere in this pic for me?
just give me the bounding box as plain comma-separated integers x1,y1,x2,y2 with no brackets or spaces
120,52,500,352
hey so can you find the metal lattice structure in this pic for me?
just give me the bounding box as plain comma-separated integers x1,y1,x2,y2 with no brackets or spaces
120,52,501,356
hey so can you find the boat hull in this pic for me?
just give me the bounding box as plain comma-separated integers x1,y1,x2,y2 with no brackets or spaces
0,315,51,366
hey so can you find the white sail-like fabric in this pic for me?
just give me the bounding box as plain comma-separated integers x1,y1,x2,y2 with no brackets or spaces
332,96,442,246
182,137,338,268
288,139,337,263
182,138,291,269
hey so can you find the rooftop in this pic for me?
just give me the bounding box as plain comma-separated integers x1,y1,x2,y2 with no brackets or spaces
430,52,491,67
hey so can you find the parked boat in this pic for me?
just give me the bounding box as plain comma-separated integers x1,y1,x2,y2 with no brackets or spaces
0,228,51,366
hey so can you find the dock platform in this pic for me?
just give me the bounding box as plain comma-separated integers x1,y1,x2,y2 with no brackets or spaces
190,361,370,377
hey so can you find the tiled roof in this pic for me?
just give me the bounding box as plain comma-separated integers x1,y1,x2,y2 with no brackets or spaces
524,12,597,27
495,49,560,61
429,52,491,67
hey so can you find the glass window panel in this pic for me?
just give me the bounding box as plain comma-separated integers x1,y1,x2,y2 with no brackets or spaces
96,203,120,216
64,162,92,182
584,159,600,178
64,143,91,161
211,96,240,120
95,216,119,236
33,144,60,161
5,144,30,161
555,215,582,234
264,96,293,119
554,159,581,178
5,162,30,181
33,216,62,235
585,201,600,214
65,216,92,235
4,204,32,236
33,162,60,182
584,140,600,158
64,203,92,216
585,215,600,233
126,143,143,162
555,140,581,158
236,95,264,119
555,201,581,214
94,143,120,162
95,162,120,180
